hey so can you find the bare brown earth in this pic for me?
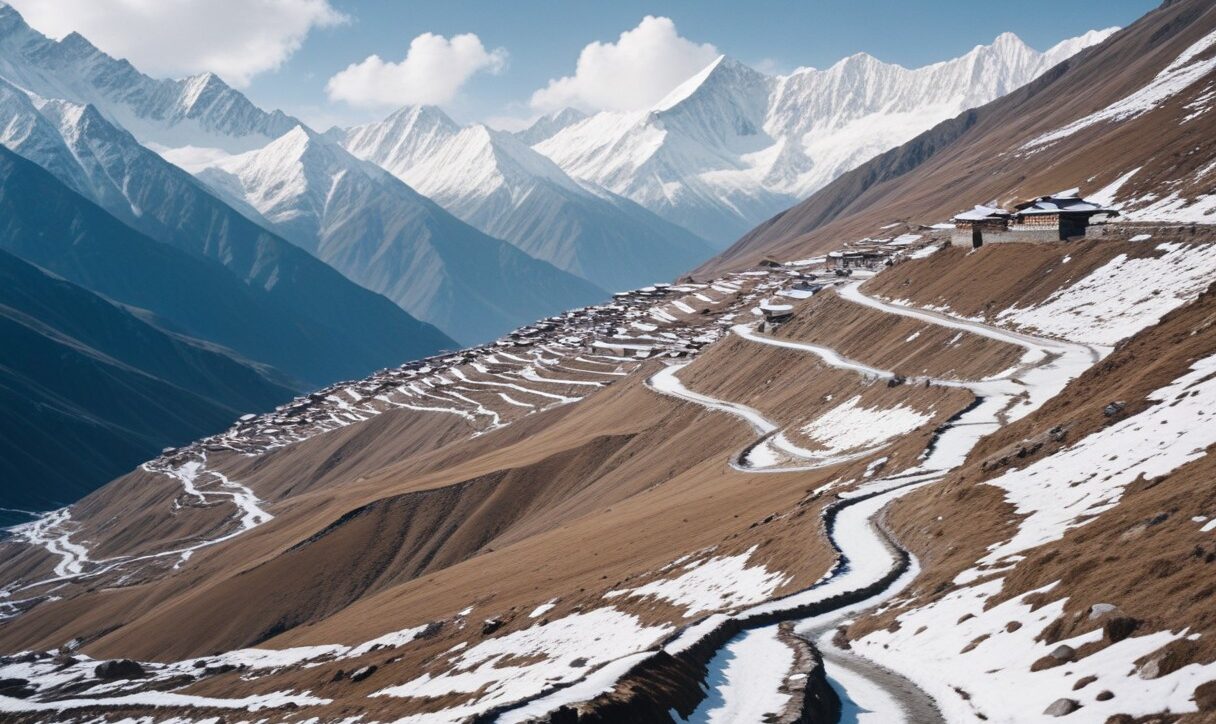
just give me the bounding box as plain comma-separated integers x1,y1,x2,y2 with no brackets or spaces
701,0,1216,274
0,229,1212,721
0,252,1038,721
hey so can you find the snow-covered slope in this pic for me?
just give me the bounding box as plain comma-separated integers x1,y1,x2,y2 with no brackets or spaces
535,31,1117,245
197,126,607,344
340,105,715,291
513,107,587,146
0,2,297,158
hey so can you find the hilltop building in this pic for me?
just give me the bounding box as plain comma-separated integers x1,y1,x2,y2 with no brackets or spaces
952,191,1118,247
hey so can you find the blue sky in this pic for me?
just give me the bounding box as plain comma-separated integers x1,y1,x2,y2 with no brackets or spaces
14,0,1159,130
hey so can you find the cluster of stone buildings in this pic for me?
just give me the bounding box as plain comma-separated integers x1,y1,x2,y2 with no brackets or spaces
952,190,1119,247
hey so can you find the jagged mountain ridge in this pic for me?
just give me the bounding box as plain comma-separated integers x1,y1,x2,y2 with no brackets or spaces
534,29,1117,245
339,105,716,292
0,2,298,155
0,77,456,388
196,126,608,345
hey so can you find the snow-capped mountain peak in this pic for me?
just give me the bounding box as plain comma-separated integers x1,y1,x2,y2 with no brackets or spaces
513,107,588,146
533,29,1117,245
0,3,301,155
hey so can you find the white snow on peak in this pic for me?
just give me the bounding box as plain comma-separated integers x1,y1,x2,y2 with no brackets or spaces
533,29,1116,244
0,3,300,154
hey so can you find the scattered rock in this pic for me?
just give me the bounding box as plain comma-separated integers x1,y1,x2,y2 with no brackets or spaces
1103,616,1140,644
52,654,78,669
887,375,907,388
1194,680,1216,711
1138,641,1197,680
1073,675,1097,690
330,669,347,682
1043,698,1081,716
94,659,145,680
1049,425,1068,442
481,618,505,636
349,665,377,682
1095,690,1114,702
1103,401,1125,417
1050,644,1076,662
203,663,238,676
417,621,443,639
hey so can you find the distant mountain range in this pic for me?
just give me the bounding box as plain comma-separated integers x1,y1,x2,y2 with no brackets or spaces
0,75,454,387
0,0,1122,516
197,125,606,345
339,105,714,292
529,30,1116,245
0,3,298,154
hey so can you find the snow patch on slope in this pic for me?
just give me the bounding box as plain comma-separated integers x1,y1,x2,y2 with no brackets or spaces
855,581,1216,721
604,546,791,617
996,242,1216,346
1026,28,1216,148
798,395,932,456
977,352,1216,568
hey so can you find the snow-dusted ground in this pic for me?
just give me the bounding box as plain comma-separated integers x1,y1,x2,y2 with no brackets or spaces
1025,29,1216,149
974,352,1216,572
799,396,932,457
854,579,1216,722
995,242,1216,346
374,608,673,723
604,546,791,618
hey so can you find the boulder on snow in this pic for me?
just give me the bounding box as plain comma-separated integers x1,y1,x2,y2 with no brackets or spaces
1050,644,1076,662
1043,698,1081,716
94,659,145,680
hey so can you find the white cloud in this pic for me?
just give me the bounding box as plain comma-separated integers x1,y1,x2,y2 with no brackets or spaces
325,33,507,110
6,0,347,88
530,16,719,113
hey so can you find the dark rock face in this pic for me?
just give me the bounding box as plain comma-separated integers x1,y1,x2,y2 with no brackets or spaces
349,665,377,682
481,618,505,636
0,678,33,698
94,659,145,680
1103,616,1140,643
